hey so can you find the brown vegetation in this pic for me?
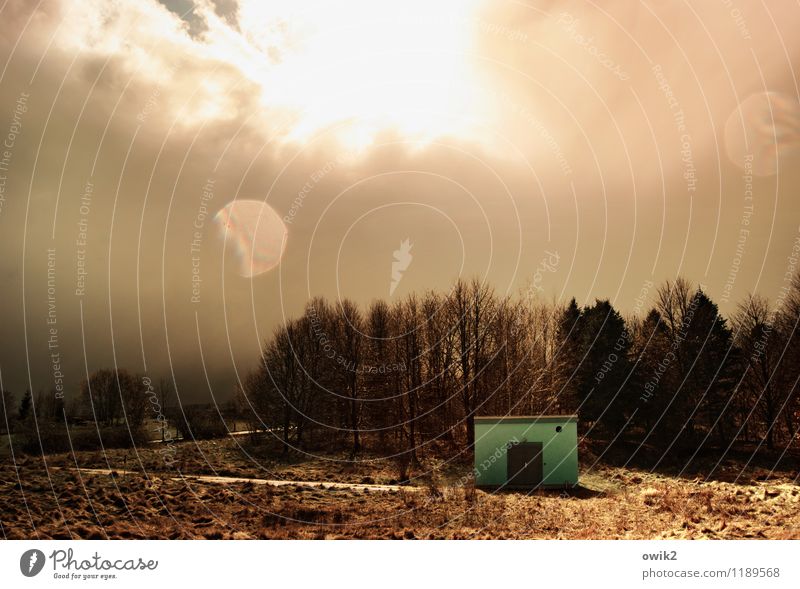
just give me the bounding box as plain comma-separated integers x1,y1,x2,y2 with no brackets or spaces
1,443,797,540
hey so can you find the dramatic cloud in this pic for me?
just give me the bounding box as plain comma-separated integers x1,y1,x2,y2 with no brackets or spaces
1,0,799,401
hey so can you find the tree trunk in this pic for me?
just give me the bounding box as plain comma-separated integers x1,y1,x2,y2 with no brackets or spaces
350,394,360,456
282,404,291,456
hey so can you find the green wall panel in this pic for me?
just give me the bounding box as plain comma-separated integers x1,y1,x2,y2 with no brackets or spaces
474,416,578,487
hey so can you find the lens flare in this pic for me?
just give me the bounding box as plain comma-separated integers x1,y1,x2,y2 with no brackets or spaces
724,92,800,177
214,200,288,277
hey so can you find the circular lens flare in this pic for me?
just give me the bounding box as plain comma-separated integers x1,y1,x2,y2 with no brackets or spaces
724,92,800,177
214,200,288,277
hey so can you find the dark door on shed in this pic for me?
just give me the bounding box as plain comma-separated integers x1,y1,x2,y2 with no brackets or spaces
506,442,543,487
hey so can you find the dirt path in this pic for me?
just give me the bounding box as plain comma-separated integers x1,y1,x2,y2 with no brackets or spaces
61,467,409,493
145,428,266,443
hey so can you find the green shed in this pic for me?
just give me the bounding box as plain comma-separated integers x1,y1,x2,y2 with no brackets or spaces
473,415,579,489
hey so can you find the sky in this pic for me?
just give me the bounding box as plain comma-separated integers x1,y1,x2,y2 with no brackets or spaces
0,0,798,402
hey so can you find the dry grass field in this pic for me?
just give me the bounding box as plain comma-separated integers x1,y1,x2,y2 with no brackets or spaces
1,437,798,540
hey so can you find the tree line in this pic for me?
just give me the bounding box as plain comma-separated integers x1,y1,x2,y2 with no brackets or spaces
3,273,798,463
1,370,207,452
240,275,800,463
0,365,243,453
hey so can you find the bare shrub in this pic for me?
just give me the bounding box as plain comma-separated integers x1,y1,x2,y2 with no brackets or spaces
395,453,411,483
18,420,147,454
175,406,229,440
462,483,477,506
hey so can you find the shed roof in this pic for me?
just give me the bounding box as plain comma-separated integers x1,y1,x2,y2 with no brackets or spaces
474,415,578,424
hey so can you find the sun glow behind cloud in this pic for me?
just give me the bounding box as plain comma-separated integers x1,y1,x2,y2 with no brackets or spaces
218,0,490,150
55,0,491,151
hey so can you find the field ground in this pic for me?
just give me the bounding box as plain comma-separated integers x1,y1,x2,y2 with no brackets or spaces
1,436,798,539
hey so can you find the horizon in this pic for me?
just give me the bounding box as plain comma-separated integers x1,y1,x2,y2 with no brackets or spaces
7,269,796,404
